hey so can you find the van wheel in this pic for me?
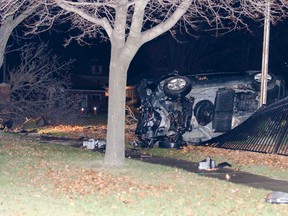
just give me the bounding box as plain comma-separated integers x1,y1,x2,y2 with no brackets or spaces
163,76,192,98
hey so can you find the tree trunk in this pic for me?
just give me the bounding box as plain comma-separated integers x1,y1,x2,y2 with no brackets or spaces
103,48,130,166
103,32,141,166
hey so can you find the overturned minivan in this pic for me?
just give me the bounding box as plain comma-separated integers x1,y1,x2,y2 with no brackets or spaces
135,71,286,148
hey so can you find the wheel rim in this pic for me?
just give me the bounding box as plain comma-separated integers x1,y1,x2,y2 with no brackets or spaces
167,78,186,90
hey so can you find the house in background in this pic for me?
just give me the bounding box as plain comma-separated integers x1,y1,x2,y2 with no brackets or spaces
70,58,109,114
70,58,138,114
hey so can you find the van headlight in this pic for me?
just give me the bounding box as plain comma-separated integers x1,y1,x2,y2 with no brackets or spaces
254,73,272,83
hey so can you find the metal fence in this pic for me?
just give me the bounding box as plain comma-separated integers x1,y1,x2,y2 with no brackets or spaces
202,96,288,156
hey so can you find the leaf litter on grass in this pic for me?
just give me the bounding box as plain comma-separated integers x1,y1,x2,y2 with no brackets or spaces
41,123,288,172
180,145,288,170
1,133,175,214
43,166,169,199
38,124,138,143
1,133,288,215
0,134,168,202
34,123,288,181
177,145,288,180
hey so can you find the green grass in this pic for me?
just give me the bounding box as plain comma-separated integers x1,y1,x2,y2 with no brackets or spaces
1,133,288,215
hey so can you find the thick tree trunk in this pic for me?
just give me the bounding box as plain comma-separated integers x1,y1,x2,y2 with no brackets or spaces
103,1,143,166
103,32,141,166
103,48,130,166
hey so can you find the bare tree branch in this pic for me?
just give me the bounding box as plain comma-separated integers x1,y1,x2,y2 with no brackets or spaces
0,0,42,68
0,42,78,125
55,0,113,37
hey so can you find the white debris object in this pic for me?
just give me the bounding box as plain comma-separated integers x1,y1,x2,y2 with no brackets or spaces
265,191,288,204
95,139,106,149
83,139,96,149
198,157,216,170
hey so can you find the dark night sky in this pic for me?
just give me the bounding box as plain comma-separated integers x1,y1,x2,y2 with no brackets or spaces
136,21,288,81
3,20,288,84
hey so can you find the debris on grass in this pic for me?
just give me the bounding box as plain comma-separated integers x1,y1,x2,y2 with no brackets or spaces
198,157,216,170
265,191,288,204
180,145,288,170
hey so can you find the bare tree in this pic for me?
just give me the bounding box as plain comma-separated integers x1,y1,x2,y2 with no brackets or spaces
0,0,43,70
0,42,78,125
31,0,288,166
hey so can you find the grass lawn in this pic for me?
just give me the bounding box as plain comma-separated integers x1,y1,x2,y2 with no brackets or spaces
36,116,288,181
1,131,288,215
